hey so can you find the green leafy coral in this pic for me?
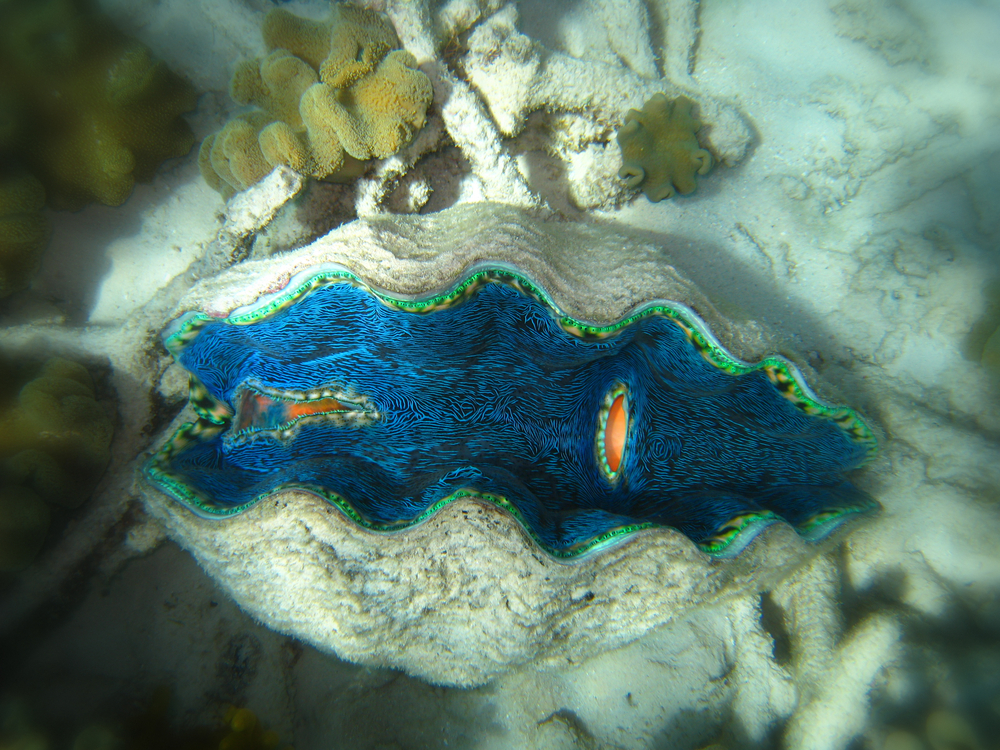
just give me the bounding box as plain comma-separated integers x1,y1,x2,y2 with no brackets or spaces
617,94,714,202
0,356,113,571
200,3,433,198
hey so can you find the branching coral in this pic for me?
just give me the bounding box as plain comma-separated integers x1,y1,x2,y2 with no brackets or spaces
383,1,539,210
0,356,113,571
699,554,907,749
456,2,749,209
201,4,433,199
617,94,714,201
742,554,903,750
383,0,742,212
0,0,197,211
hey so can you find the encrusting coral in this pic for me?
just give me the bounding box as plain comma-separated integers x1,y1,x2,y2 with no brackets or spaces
0,0,198,211
0,356,113,571
200,4,434,198
617,94,714,201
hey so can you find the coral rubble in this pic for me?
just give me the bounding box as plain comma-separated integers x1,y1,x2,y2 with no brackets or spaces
201,4,433,198
617,94,714,201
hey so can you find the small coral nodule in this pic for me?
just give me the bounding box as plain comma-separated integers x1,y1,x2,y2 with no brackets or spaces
617,94,713,202
201,4,433,198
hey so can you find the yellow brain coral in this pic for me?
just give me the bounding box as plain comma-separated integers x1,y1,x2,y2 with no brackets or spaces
0,0,198,211
0,356,114,571
201,3,433,197
617,94,714,202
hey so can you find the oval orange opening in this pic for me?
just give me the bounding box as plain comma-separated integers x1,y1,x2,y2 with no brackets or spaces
605,393,627,473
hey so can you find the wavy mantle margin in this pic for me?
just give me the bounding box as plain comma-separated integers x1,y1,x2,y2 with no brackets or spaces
145,262,879,561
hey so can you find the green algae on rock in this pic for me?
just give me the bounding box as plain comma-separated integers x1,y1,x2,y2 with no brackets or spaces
617,94,714,202
0,172,49,298
0,0,197,211
966,279,1000,376
0,688,291,750
0,356,113,571
200,4,433,198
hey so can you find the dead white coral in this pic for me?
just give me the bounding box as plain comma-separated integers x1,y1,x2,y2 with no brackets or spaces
726,595,797,743
380,0,749,211
464,5,751,164
353,104,448,217
699,553,907,750
656,0,702,82
461,2,751,208
546,0,659,79
435,0,506,44
383,0,542,210
771,554,903,750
